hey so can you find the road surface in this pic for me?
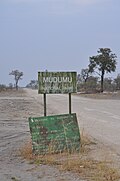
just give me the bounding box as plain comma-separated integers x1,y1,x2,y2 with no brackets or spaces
29,90,120,155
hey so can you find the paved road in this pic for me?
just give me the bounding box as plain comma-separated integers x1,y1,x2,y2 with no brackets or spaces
35,92,120,154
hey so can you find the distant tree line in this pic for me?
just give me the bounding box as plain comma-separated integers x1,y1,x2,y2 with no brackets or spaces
0,48,119,93
0,70,23,92
77,73,120,93
0,83,14,92
26,80,38,89
15,48,120,93
77,48,119,93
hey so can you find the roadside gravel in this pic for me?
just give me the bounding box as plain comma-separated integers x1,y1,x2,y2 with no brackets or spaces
0,89,84,181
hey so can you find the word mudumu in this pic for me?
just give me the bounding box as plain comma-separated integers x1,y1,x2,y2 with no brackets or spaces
43,77,73,83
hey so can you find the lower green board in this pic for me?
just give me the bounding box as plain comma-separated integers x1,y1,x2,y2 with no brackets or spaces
29,113,80,155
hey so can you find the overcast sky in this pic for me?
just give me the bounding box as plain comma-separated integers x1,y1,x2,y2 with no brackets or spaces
0,0,120,86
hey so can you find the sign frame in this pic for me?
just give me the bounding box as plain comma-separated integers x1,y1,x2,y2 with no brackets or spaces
38,71,77,94
29,113,80,155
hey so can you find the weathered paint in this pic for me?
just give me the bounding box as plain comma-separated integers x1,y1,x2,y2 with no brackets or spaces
38,72,77,94
29,113,80,155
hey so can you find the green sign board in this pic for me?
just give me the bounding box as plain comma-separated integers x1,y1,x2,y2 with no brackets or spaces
38,72,77,94
29,113,80,155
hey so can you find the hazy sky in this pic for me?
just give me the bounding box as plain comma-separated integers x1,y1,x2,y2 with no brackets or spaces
0,0,120,86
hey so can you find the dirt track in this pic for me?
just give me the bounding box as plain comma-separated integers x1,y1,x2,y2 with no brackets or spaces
0,89,84,181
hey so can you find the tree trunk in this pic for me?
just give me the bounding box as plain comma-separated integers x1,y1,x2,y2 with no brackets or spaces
15,80,18,90
101,70,104,93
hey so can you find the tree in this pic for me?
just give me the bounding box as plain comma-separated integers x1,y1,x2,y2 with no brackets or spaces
86,76,99,93
103,77,114,91
114,74,120,90
81,68,91,83
26,80,38,89
8,83,13,89
9,70,23,90
0,84,6,92
89,48,117,92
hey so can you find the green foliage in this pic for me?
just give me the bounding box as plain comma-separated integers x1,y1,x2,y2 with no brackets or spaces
89,48,117,73
81,68,91,83
114,74,120,90
0,84,6,92
8,83,13,89
103,78,116,92
85,76,99,93
77,75,99,93
9,70,23,90
89,48,117,92
26,80,38,89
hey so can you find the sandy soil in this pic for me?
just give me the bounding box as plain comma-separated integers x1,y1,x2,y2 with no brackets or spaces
0,89,84,181
78,91,120,100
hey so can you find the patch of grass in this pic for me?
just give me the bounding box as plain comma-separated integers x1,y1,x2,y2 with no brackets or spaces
80,129,96,154
20,139,120,181
78,91,120,100
19,141,33,160
61,158,120,181
11,177,20,181
93,162,120,181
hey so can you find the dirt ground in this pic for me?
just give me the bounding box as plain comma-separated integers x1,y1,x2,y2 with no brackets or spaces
0,89,85,181
78,91,120,100
0,89,120,181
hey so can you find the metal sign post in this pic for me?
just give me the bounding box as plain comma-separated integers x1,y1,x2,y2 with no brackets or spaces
69,93,71,114
29,71,80,155
44,93,47,116
38,71,77,116
44,92,72,116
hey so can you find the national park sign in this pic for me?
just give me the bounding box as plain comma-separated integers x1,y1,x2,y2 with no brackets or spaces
38,72,77,94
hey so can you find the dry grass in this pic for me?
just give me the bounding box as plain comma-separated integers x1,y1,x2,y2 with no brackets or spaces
61,158,120,181
20,136,120,181
78,91,120,100
11,177,20,181
0,88,27,97
80,129,96,154
19,141,33,160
